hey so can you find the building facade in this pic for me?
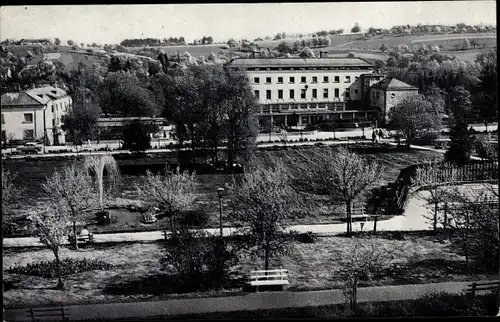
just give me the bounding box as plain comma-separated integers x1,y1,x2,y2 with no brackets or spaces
228,58,418,130
369,77,419,123
1,86,72,145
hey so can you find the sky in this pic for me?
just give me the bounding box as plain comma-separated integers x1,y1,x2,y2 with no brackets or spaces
0,2,496,45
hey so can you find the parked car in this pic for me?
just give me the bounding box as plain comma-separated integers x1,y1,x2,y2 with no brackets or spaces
16,142,42,154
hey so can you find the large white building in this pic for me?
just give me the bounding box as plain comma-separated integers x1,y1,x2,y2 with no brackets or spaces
1,86,72,145
227,57,418,130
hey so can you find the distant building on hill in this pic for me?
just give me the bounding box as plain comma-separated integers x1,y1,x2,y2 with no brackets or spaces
1,85,71,145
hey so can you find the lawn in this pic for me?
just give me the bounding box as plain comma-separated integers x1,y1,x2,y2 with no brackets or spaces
3,148,443,236
3,233,492,309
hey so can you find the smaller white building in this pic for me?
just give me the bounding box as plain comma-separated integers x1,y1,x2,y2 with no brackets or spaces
1,86,72,145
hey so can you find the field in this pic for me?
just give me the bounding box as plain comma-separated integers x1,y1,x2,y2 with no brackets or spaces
3,148,443,237
2,233,491,309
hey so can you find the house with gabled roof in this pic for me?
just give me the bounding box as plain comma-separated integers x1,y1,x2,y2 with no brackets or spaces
1,85,72,145
369,77,419,123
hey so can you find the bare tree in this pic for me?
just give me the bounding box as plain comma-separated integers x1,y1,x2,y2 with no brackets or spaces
2,169,23,237
289,146,381,236
412,160,458,231
336,236,399,310
42,165,96,249
29,205,70,289
228,158,301,271
135,166,197,234
84,155,120,211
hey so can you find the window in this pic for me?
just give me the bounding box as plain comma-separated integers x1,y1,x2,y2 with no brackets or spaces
312,76,318,83
1,130,6,141
289,77,295,83
301,76,306,83
289,89,295,99
1,114,4,124
323,89,329,98
334,88,339,98
345,89,350,98
345,76,351,83
23,129,34,140
23,113,33,123
254,90,260,98
277,77,283,84
354,89,359,94
266,77,272,84
51,106,54,113
52,119,55,127
254,77,260,84
266,90,271,100
323,76,329,83
301,89,306,99
312,89,317,98
376,92,380,99
278,89,283,99
390,93,396,99
334,76,340,83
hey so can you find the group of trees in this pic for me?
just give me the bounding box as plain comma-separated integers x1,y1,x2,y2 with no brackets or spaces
273,37,331,57
120,37,186,47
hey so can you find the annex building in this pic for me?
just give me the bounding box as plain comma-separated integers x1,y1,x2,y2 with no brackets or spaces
227,57,418,131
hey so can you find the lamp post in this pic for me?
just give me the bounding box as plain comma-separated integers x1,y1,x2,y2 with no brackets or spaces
217,187,224,238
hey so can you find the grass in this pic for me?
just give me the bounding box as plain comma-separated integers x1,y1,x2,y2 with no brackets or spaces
3,233,494,309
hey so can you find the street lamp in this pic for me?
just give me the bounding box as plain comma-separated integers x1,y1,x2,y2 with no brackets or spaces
217,187,224,238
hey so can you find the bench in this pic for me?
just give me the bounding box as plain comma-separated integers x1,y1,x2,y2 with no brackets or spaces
466,280,500,299
341,207,371,222
68,233,95,245
27,307,69,321
249,268,289,292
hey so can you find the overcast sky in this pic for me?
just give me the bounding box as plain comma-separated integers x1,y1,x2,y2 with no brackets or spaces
0,2,496,45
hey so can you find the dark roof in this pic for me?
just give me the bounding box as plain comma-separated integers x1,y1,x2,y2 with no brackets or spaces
228,58,373,68
371,77,418,90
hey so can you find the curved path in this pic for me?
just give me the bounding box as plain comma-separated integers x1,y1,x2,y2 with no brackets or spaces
5,183,495,248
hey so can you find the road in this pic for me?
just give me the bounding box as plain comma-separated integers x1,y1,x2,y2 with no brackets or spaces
3,280,495,321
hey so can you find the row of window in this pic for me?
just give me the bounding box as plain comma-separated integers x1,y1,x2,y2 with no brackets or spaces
252,75,358,84
255,88,360,100
1,129,34,141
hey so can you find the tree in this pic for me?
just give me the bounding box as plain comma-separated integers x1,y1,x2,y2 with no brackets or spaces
299,47,315,58
67,40,75,46
337,236,399,309
228,159,300,270
388,94,442,144
276,41,292,55
2,169,23,237
83,155,120,211
42,165,96,250
412,160,458,231
54,38,61,46
445,86,473,165
29,205,70,289
135,166,197,234
337,29,344,35
289,146,382,236
474,49,497,131
122,119,153,154
61,101,100,145
351,23,361,33
379,44,388,52
347,52,356,58
374,59,385,70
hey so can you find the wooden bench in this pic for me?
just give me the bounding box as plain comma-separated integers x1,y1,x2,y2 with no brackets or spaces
466,280,500,299
249,268,289,292
342,207,371,222
68,233,95,245
27,307,69,321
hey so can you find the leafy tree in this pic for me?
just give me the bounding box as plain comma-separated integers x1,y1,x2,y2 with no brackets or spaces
351,23,361,33
2,170,23,237
67,40,75,46
135,166,197,234
474,49,497,130
276,41,293,55
347,52,356,58
29,205,70,289
337,29,344,35
289,146,381,236
54,38,61,46
445,86,473,165
61,101,100,145
300,47,315,58
374,60,385,70
379,44,388,52
389,94,442,144
42,165,96,250
228,159,300,270
121,119,153,153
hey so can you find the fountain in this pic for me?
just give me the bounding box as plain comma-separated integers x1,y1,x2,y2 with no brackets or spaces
84,155,120,218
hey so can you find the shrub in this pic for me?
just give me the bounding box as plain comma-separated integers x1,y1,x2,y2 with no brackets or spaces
296,231,317,243
7,258,115,278
178,210,210,227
